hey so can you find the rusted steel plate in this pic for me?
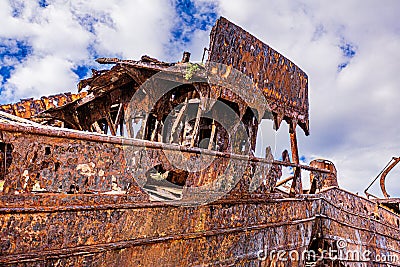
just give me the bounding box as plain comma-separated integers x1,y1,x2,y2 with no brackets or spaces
208,17,309,134
320,188,400,232
317,188,400,266
0,130,147,196
0,194,318,265
0,119,327,197
1,187,399,266
0,119,280,206
0,92,87,120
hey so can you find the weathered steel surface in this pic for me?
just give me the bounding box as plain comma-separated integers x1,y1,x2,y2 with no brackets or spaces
309,159,338,194
0,16,399,267
208,17,309,135
0,190,318,265
0,116,286,203
1,116,399,266
0,92,87,121
0,133,140,196
1,181,399,266
379,157,400,198
319,188,400,266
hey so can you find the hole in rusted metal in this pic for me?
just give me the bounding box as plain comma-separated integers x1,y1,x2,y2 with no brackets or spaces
166,170,188,187
306,238,338,266
0,143,13,186
197,118,213,149
144,164,184,201
54,162,60,172
68,184,79,194
45,146,51,155
363,206,369,214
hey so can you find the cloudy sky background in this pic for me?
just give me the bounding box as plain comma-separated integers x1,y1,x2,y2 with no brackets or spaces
0,0,399,197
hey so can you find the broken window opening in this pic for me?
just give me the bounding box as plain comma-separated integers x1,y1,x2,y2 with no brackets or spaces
143,164,185,201
108,103,125,136
255,119,276,158
242,107,259,152
145,114,158,141
205,98,241,153
67,184,79,194
198,118,213,149
127,111,145,139
0,143,13,190
145,84,201,146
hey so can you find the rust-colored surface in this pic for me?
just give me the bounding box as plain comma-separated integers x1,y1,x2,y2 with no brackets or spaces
0,116,324,197
379,157,400,198
1,112,399,267
309,159,338,194
0,131,143,196
0,92,87,122
208,17,309,135
0,16,399,267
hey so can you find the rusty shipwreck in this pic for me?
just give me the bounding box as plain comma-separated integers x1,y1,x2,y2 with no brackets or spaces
0,17,399,266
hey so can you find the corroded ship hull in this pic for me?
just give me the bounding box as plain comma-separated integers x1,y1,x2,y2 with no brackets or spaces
2,182,399,266
1,17,399,266
0,124,399,266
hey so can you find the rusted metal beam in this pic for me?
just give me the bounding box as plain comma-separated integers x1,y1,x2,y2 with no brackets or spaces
377,198,400,204
0,121,330,174
105,113,117,136
114,103,124,133
380,157,400,198
91,121,103,134
208,120,216,150
170,99,188,143
365,157,400,199
289,121,302,196
276,175,294,187
190,98,204,147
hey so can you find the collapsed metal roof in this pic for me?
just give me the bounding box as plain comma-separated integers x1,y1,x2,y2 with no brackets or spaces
0,18,309,136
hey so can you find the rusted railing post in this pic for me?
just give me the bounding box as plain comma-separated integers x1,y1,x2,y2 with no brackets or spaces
289,121,302,196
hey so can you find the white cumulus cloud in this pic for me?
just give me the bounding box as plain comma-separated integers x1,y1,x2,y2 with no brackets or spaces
0,0,175,102
217,0,400,196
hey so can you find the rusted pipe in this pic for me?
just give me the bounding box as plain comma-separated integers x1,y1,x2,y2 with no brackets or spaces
380,157,400,198
276,176,294,187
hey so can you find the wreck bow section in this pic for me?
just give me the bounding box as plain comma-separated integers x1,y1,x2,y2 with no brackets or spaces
0,17,314,200
0,16,399,267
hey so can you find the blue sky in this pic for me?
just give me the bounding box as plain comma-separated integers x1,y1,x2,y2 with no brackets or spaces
0,0,218,101
0,0,399,197
0,39,31,84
